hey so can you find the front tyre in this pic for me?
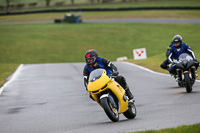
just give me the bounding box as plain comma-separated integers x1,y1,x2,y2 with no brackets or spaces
184,73,192,93
101,97,119,122
123,103,137,119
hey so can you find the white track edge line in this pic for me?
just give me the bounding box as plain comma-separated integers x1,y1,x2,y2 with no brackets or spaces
123,62,200,83
0,64,24,95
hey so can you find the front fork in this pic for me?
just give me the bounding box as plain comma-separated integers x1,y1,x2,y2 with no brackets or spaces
176,66,196,84
191,66,196,79
100,94,117,109
176,68,182,81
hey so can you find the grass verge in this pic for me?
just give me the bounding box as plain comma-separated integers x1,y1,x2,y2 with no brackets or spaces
0,23,199,63
0,64,19,87
134,123,200,133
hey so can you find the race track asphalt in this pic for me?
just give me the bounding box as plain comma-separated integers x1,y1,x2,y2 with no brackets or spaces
0,62,200,133
0,18,200,25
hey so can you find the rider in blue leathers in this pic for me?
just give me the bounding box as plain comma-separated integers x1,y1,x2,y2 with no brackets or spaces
167,35,199,78
83,49,134,103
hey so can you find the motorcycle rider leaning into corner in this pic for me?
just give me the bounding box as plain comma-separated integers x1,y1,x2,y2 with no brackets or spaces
167,35,199,80
83,49,134,103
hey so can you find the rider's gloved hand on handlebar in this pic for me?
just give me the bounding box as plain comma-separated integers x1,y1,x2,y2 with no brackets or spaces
112,71,119,76
193,58,199,66
194,58,199,63
171,61,176,66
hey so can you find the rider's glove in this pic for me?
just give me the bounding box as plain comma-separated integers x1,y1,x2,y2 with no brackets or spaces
193,59,199,66
193,58,197,62
170,62,176,67
112,71,119,76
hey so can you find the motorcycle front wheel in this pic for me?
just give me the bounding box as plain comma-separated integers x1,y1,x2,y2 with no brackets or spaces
101,97,119,122
184,73,192,93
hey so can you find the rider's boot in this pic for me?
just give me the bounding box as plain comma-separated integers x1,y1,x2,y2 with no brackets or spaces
125,86,134,103
195,72,198,77
175,76,180,82
119,76,135,104
125,87,135,107
173,75,180,82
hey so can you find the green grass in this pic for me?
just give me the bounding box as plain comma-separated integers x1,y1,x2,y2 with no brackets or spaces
0,22,200,79
134,123,200,133
1,23,199,63
0,64,18,86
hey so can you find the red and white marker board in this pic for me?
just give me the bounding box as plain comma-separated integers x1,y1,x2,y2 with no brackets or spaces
133,48,147,60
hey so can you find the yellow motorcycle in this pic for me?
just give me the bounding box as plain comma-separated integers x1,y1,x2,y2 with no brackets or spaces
87,68,136,122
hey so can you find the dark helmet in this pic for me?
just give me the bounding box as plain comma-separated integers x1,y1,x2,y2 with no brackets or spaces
172,35,182,43
84,49,98,65
172,35,182,48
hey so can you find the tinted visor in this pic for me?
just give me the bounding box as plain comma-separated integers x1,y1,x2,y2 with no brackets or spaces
173,38,181,43
174,41,180,43
85,57,96,65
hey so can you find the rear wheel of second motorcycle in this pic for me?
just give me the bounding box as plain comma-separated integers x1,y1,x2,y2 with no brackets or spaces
123,103,137,119
101,97,119,122
185,73,192,93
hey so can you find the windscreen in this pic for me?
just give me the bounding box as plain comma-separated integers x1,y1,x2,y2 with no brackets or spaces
178,53,193,61
89,69,104,82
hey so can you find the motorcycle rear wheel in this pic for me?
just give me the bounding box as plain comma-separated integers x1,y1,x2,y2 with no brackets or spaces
101,97,119,122
184,73,192,93
123,103,137,119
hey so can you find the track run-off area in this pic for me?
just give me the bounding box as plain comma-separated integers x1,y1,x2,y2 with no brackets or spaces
0,62,200,133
